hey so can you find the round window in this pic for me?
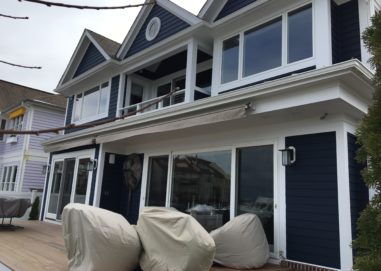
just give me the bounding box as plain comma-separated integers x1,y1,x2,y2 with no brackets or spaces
145,17,161,41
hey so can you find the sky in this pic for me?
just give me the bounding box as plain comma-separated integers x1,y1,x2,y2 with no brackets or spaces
0,0,206,92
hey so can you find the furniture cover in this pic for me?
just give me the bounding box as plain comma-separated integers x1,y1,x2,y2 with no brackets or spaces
0,197,31,218
210,213,270,269
62,204,141,271
136,207,216,271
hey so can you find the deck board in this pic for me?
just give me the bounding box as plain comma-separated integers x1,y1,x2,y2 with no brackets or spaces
0,220,290,271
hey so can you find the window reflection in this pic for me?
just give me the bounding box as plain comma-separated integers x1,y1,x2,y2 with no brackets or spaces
171,151,231,232
237,145,274,249
146,156,168,207
221,36,239,84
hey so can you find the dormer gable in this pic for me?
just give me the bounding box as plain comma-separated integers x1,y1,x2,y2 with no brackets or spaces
58,29,120,87
117,0,201,59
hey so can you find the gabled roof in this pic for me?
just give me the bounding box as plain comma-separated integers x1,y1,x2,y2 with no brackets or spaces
116,0,202,59
58,29,121,87
0,80,66,113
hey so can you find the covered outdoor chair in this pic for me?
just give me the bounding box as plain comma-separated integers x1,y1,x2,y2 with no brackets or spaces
210,213,270,269
136,207,216,271
0,197,31,230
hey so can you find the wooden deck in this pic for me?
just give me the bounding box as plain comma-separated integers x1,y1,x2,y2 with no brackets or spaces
0,220,290,271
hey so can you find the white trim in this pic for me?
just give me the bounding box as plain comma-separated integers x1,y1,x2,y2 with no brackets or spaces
358,0,373,70
336,124,354,270
314,0,332,68
94,143,105,207
185,39,198,102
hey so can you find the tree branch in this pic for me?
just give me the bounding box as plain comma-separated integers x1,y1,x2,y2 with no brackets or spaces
18,0,155,10
0,13,29,19
0,60,41,69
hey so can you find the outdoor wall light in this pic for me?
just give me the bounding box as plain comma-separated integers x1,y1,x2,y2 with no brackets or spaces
42,164,50,175
86,159,98,171
279,146,296,166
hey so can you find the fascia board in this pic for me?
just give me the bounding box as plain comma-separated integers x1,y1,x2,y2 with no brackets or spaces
85,30,112,61
43,60,373,147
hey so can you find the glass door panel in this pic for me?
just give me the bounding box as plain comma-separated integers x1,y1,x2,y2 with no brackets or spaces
236,145,274,249
146,156,169,207
57,158,76,220
47,161,64,216
74,158,91,204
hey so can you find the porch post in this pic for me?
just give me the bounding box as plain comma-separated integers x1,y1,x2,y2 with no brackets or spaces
185,39,198,103
358,0,372,70
336,124,354,270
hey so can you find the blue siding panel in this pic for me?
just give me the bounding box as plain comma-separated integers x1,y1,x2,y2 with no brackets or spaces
347,133,369,240
286,132,341,269
215,0,258,21
108,75,120,117
125,5,190,58
74,43,106,78
331,0,361,64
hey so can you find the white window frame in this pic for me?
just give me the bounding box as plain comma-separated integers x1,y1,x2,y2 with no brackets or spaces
72,80,111,125
44,149,95,221
217,1,315,93
0,165,18,192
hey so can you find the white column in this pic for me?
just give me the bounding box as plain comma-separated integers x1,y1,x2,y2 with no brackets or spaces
211,39,221,97
336,125,354,270
358,0,372,70
93,143,104,207
185,39,198,103
314,0,332,68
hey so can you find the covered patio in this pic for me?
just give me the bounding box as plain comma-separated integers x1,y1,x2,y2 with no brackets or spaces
0,220,291,271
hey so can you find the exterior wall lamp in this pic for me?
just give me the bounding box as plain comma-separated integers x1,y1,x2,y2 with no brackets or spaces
279,146,296,166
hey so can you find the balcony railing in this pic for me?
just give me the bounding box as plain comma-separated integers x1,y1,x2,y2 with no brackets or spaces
119,89,186,117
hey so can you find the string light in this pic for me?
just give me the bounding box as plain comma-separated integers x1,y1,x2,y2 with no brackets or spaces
0,13,29,19
0,60,41,69
0,90,175,136
17,0,155,10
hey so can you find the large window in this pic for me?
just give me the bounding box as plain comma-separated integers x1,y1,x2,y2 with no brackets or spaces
73,82,110,122
146,156,169,207
221,36,240,83
236,145,274,249
221,4,313,84
244,18,282,76
0,165,18,191
171,150,231,231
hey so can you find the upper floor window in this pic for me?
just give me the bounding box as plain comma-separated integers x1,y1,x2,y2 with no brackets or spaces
221,4,313,84
12,115,23,131
73,82,110,123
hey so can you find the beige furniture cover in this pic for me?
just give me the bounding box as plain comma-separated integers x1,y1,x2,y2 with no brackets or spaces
136,207,216,271
210,213,269,269
62,204,141,271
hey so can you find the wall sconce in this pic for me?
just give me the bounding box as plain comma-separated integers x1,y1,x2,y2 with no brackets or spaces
279,146,296,166
86,159,98,171
42,164,50,175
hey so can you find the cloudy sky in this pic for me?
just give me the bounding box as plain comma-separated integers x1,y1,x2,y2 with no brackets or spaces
0,0,206,92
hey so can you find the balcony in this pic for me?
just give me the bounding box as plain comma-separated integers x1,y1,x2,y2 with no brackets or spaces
118,40,213,118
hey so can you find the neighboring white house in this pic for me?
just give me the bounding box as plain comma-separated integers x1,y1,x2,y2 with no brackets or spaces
40,0,380,270
0,80,66,199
